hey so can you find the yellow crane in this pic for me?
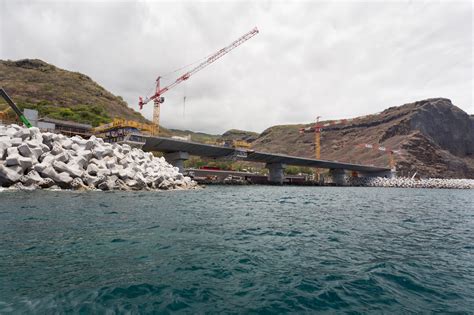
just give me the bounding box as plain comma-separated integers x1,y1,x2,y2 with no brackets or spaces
314,116,321,159
300,116,357,181
300,116,322,181
314,116,322,181
356,143,400,170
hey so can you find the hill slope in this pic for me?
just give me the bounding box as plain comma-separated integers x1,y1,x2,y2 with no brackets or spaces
251,98,474,178
1,59,472,178
0,59,147,126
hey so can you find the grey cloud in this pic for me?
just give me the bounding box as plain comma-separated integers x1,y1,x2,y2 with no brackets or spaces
1,0,472,134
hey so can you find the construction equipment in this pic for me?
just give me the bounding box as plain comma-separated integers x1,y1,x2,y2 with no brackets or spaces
356,143,401,170
93,118,156,135
0,88,32,127
223,139,252,149
314,116,321,160
299,116,355,153
299,116,322,180
314,116,321,180
299,116,356,181
138,27,259,135
93,118,157,148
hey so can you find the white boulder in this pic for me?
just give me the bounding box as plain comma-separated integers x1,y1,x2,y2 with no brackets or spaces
0,125,197,191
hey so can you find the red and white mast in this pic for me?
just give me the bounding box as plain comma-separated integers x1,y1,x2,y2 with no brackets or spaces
139,27,259,135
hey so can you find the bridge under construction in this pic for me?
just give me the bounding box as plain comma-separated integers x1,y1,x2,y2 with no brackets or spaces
142,136,393,184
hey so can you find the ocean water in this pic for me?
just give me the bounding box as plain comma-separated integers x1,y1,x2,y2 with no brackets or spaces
0,186,473,313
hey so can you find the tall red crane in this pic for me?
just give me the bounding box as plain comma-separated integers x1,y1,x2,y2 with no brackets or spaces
139,27,259,135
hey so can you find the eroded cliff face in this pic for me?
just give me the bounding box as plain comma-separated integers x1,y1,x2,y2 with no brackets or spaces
407,99,473,157
250,98,474,178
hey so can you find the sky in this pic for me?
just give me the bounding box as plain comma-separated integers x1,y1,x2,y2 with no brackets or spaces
1,0,472,134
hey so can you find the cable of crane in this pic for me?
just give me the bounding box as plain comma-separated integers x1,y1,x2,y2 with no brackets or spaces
183,96,186,118
161,51,215,79
142,52,213,96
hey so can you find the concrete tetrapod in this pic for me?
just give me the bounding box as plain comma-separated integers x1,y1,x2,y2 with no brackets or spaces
0,124,197,191
348,176,474,189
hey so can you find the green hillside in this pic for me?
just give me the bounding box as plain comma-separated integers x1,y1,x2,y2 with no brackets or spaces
0,59,147,126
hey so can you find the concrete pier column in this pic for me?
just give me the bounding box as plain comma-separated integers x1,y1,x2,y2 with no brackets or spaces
163,151,189,173
329,168,346,185
265,163,286,184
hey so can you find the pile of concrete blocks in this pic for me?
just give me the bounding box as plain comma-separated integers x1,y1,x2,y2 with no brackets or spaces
0,124,197,191
348,176,474,189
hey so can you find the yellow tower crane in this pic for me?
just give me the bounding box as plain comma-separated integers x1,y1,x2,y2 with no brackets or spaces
314,116,322,181
299,115,323,182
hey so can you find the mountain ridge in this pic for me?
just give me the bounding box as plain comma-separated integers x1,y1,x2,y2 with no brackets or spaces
1,58,472,178
249,98,473,178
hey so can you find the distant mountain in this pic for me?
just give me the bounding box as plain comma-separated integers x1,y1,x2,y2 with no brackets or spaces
250,98,474,178
0,59,147,126
220,129,259,142
1,59,472,178
168,129,220,143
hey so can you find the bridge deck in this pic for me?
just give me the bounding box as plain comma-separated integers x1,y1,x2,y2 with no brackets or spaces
143,136,390,173
143,136,234,158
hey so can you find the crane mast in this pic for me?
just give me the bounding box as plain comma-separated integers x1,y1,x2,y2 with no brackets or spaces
314,116,321,181
139,27,259,135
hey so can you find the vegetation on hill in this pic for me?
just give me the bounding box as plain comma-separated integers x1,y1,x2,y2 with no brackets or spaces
0,59,147,126
220,129,259,142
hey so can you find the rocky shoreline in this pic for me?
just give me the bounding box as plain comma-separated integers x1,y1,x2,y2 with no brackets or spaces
1,125,472,191
349,176,474,189
0,125,197,191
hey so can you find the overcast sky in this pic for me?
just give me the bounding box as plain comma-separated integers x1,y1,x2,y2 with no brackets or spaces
1,0,472,134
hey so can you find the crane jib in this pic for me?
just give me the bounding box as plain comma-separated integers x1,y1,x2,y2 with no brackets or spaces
138,26,259,135
141,27,258,103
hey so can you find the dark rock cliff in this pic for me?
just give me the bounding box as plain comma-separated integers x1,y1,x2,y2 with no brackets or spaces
250,98,474,178
407,98,473,157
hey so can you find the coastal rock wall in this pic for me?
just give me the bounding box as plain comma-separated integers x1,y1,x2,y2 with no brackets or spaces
0,124,196,191
349,176,474,189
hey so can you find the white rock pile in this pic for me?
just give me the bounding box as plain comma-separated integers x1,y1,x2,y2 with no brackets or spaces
348,176,474,189
0,124,197,191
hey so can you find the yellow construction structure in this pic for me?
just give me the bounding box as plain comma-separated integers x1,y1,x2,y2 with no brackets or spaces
315,116,321,160
93,118,156,135
233,140,252,149
314,116,322,181
389,151,396,170
93,118,157,147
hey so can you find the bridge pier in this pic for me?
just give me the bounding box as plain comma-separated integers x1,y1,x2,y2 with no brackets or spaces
329,168,346,185
163,151,189,174
265,163,286,184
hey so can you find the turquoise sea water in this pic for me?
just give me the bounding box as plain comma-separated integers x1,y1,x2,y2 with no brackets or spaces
0,186,473,313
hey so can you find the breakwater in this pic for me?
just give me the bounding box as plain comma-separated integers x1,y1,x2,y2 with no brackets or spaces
0,124,196,190
349,176,474,189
